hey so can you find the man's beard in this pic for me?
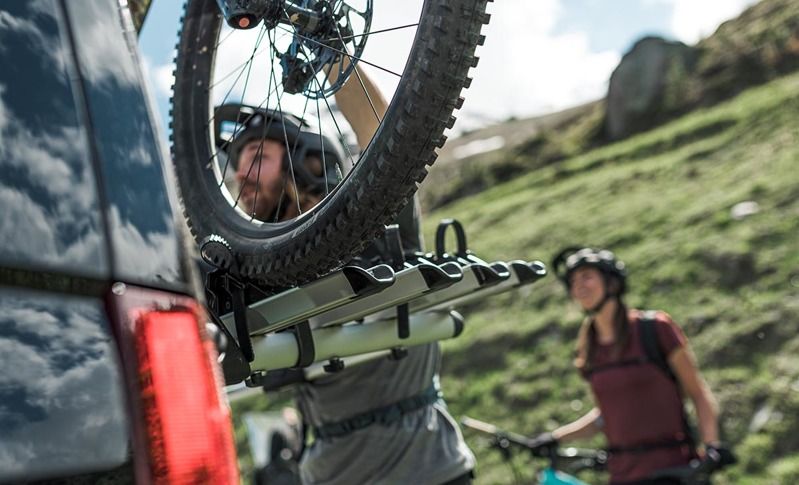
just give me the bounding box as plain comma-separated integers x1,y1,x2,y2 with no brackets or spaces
238,182,279,220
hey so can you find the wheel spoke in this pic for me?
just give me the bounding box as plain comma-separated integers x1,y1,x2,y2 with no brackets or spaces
277,9,360,171
334,25,381,124
315,96,329,196
215,26,236,48
218,28,276,190
275,24,402,78
205,25,271,184
286,92,313,216
233,38,281,211
312,64,359,170
267,29,303,217
211,24,268,119
209,27,291,90
211,82,281,188
322,23,418,43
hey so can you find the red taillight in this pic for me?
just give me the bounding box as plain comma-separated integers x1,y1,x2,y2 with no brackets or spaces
108,286,239,485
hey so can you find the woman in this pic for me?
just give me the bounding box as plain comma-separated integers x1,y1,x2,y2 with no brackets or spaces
533,247,734,484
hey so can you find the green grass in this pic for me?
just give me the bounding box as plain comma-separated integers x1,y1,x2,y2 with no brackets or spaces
229,72,799,483
422,71,799,484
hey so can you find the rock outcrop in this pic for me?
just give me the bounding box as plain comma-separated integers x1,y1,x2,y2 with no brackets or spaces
605,36,697,140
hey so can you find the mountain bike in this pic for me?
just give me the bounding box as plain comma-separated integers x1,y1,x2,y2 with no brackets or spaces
170,0,491,286
461,417,607,485
461,417,730,485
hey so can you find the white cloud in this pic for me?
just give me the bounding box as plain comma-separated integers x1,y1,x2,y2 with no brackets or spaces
666,0,759,44
0,296,128,477
0,85,105,269
154,62,175,97
65,1,139,87
108,206,181,281
143,55,175,99
457,0,620,129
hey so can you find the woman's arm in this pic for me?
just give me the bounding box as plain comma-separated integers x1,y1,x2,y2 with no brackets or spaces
669,346,720,445
552,407,603,443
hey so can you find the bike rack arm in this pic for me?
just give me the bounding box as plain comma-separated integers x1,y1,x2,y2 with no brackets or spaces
249,310,464,372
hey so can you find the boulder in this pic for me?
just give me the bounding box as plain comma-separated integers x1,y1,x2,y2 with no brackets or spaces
605,36,698,140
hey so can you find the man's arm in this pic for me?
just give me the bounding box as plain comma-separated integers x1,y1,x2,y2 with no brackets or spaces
330,60,388,151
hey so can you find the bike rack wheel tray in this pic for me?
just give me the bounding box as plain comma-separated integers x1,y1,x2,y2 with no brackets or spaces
427,260,547,311
308,261,463,328
218,263,395,339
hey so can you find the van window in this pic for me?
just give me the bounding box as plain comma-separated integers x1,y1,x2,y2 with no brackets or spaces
0,2,108,277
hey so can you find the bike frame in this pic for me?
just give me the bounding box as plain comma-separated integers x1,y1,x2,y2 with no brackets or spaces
539,468,591,485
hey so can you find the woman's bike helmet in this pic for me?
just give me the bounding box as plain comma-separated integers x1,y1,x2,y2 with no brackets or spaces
552,246,627,297
214,103,349,195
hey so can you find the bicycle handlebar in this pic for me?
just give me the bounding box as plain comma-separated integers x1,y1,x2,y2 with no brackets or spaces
461,416,539,450
460,416,607,473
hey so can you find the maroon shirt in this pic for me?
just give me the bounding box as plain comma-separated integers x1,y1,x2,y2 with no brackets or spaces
585,310,696,483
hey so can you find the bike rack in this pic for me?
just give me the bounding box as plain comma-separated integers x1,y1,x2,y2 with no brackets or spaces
206,218,549,388
281,260,546,384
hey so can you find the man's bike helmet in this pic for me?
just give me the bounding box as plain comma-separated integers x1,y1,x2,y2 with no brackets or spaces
552,246,627,295
214,103,349,195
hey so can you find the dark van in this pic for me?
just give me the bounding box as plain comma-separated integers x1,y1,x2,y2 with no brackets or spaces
0,1,239,483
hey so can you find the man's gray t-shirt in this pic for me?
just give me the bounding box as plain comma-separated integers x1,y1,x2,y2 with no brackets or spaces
295,343,475,485
294,199,475,485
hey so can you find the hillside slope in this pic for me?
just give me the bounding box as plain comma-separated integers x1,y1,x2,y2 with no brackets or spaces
426,71,799,484
422,0,799,212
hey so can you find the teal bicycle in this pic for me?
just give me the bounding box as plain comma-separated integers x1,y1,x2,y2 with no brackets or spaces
462,417,734,485
461,417,606,485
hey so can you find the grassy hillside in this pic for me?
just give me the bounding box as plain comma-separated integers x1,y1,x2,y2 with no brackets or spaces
421,0,799,213
423,71,799,484
420,101,602,210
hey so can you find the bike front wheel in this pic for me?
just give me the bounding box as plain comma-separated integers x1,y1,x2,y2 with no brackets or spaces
171,0,490,286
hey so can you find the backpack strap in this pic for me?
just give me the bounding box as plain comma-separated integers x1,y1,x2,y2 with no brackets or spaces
313,384,440,440
638,310,676,382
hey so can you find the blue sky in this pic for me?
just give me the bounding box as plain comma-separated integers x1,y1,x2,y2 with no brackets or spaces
552,0,673,53
138,0,757,135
